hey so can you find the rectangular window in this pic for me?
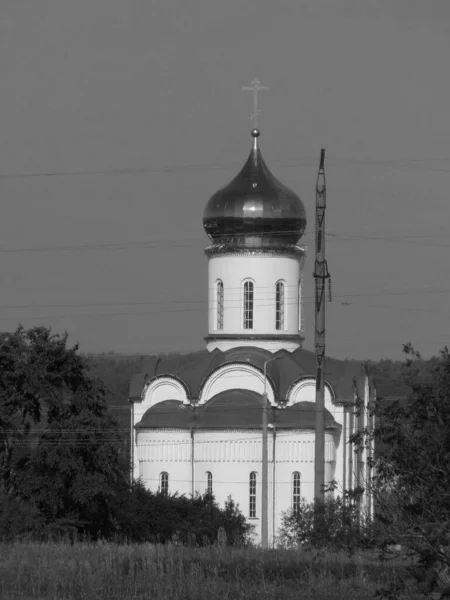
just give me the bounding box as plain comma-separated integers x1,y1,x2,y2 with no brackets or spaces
244,281,254,330
249,472,257,518
276,282,285,330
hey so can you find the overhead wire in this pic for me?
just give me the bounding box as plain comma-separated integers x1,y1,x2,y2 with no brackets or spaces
0,285,448,322
1,151,450,181
0,229,450,255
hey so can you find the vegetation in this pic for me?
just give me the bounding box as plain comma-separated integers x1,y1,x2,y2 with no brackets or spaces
0,326,248,545
354,344,450,598
0,541,418,600
278,495,369,551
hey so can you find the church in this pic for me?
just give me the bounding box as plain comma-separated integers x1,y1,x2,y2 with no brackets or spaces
129,126,374,544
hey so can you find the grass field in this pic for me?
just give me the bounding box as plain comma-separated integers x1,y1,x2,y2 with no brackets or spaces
0,541,419,599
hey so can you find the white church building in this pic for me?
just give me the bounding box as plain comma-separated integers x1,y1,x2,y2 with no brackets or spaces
129,127,374,543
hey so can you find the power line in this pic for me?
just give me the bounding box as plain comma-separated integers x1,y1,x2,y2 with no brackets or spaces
0,230,449,255
0,285,447,321
1,153,450,181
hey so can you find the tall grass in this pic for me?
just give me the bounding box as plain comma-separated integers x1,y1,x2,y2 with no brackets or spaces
0,541,418,599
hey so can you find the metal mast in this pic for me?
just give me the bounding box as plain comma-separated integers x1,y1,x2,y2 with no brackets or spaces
314,149,330,501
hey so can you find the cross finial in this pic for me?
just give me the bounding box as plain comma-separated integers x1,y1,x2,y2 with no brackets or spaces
242,78,270,129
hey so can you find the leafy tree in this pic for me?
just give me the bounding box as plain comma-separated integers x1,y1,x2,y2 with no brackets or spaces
0,326,127,539
0,326,99,492
355,344,450,597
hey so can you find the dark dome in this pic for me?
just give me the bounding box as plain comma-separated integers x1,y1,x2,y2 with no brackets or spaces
204,129,307,250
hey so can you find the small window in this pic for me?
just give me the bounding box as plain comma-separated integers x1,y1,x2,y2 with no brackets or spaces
243,281,254,330
206,471,213,496
293,472,301,513
249,472,257,518
217,281,224,330
160,472,169,495
275,281,285,330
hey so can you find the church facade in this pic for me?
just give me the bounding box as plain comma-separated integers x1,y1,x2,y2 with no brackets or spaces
129,128,374,543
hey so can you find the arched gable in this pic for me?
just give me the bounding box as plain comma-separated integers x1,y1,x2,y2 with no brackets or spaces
140,375,190,412
198,362,276,405
286,377,335,406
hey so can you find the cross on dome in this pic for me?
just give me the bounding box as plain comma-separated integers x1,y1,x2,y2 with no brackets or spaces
242,78,270,129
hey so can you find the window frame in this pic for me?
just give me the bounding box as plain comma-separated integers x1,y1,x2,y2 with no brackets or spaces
292,471,301,513
216,280,224,330
249,471,257,518
275,280,285,330
243,280,254,330
206,471,213,496
298,278,304,332
160,471,169,495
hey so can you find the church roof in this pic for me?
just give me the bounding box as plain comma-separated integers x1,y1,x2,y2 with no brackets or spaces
203,128,307,251
129,345,366,404
136,390,340,431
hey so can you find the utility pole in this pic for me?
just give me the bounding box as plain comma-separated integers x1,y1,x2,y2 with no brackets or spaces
314,149,330,503
262,387,269,549
261,356,279,549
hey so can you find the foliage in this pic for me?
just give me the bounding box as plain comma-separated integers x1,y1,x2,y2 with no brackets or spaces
0,326,128,540
355,344,450,597
0,326,97,492
114,482,252,545
0,490,43,541
278,495,369,550
0,329,252,545
0,542,417,600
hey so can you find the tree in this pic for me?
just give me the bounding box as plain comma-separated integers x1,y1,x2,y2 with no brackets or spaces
355,344,450,596
0,326,127,539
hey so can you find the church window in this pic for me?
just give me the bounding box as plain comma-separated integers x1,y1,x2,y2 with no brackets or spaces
275,281,285,330
298,279,303,331
217,281,224,330
160,472,169,495
206,471,213,495
249,471,257,517
243,281,254,329
292,472,301,512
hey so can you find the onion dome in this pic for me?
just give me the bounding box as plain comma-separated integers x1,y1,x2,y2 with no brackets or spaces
204,129,307,250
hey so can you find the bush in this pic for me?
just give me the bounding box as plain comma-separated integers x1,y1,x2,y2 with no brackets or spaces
0,491,43,541
113,482,252,546
278,497,370,550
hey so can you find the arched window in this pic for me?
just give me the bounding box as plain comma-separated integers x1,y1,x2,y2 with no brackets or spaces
249,471,257,518
243,281,254,330
298,278,303,331
275,281,285,330
160,472,169,495
206,471,213,495
293,471,301,513
216,280,224,330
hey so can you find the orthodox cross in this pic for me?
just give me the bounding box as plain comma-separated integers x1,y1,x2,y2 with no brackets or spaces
242,78,269,129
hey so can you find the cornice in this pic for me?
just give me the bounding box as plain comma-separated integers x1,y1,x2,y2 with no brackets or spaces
205,333,305,343
204,245,305,259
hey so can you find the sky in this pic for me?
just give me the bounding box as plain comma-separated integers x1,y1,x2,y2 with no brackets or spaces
0,0,450,361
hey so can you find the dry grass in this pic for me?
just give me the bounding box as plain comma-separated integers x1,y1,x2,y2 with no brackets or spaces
0,541,419,599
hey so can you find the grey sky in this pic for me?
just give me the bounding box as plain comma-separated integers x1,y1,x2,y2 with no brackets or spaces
1,0,449,360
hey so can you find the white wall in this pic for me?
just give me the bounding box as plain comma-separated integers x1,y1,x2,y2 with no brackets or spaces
206,251,305,352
